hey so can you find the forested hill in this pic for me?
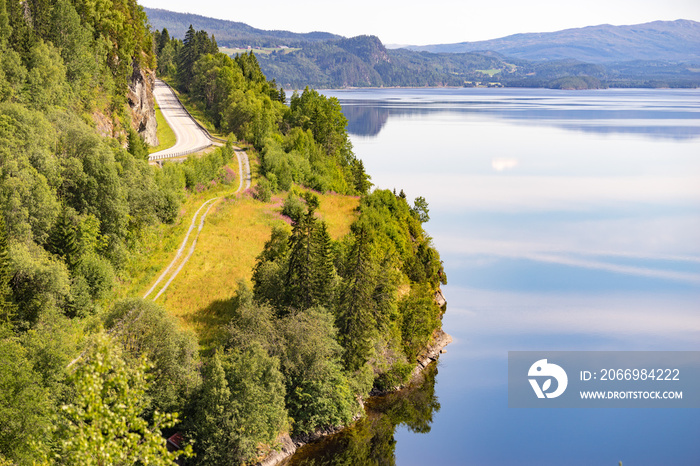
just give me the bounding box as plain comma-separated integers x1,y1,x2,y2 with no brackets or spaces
147,9,700,89
144,7,340,47
406,20,700,63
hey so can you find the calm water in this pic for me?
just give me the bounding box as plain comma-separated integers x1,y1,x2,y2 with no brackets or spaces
306,88,700,465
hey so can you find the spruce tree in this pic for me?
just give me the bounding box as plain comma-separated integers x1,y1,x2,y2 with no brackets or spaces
47,207,81,271
285,196,318,311
312,221,335,306
0,214,15,321
337,224,376,371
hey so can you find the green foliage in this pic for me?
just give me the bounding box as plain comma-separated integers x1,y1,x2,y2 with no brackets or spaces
57,333,191,465
285,193,337,312
0,327,54,464
105,298,201,415
127,127,149,160
177,25,219,91
252,226,289,309
75,253,115,301
0,215,14,320
253,175,273,202
374,360,414,392
9,241,71,325
282,191,307,223
186,346,288,465
223,283,280,354
336,224,378,372
47,207,82,271
399,284,441,361
279,307,356,434
411,196,430,224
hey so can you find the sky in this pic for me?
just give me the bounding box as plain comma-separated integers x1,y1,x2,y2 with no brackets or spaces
138,0,700,46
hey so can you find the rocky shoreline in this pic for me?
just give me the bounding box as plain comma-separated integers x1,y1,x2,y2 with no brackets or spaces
255,328,452,466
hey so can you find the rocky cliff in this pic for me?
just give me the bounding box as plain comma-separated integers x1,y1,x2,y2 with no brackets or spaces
127,61,159,147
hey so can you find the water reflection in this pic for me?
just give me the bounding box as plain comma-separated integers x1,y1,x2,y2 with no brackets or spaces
286,363,440,466
326,89,700,140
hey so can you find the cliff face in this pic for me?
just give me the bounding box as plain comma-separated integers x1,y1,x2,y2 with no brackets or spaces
127,61,159,146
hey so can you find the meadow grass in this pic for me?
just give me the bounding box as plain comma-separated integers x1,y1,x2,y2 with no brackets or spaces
153,188,359,347
476,68,502,76
148,101,178,154
114,143,360,348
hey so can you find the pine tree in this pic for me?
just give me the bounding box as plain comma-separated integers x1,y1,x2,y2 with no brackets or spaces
0,0,11,47
186,352,233,465
337,224,376,371
157,28,169,54
285,195,318,311
47,207,81,271
0,214,15,321
312,221,335,306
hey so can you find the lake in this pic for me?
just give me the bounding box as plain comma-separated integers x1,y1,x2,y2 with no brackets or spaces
294,88,700,465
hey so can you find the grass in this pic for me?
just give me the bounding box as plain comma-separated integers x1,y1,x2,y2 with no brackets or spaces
148,100,178,154
476,69,502,76
316,192,360,239
157,195,284,346
153,187,359,347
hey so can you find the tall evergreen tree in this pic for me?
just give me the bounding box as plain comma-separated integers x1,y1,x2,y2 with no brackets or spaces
0,0,11,47
47,207,81,271
156,27,169,54
285,194,319,311
337,224,376,371
312,221,336,305
0,214,15,321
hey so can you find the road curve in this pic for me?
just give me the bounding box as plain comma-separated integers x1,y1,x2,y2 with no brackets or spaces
149,79,214,160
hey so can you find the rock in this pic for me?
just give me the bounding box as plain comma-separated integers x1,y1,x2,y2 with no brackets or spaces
127,61,158,147
435,289,447,307
255,434,297,466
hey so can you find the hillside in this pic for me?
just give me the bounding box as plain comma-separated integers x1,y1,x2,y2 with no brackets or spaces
144,7,339,47
407,20,700,63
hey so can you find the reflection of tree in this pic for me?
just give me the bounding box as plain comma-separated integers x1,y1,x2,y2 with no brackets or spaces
342,105,390,137
289,363,440,465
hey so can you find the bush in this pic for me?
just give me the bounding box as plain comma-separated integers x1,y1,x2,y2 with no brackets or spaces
374,360,414,392
76,254,115,301
253,177,273,202
281,193,306,223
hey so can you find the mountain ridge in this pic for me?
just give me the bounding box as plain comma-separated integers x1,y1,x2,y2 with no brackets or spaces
405,20,700,63
144,7,340,47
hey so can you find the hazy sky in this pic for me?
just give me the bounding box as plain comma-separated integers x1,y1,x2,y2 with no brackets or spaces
138,0,700,45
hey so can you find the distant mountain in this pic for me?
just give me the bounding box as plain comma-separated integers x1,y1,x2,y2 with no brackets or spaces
406,20,700,63
144,7,340,47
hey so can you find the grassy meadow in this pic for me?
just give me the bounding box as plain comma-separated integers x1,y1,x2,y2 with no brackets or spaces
116,150,360,346
148,100,178,153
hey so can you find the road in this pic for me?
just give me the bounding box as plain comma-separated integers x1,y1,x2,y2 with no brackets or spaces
149,79,216,160
143,80,253,301
143,149,252,301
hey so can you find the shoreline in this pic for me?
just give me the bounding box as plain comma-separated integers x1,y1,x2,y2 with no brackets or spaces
255,328,453,466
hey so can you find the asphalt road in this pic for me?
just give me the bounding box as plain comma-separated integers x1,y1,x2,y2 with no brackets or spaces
149,79,214,160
